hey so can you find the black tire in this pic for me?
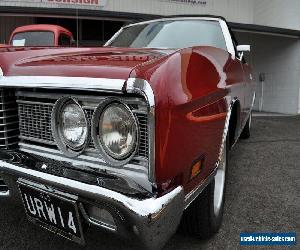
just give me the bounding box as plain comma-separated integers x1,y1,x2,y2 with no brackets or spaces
180,135,229,239
240,112,252,139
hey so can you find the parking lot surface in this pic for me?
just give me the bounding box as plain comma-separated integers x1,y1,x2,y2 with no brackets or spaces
0,115,299,249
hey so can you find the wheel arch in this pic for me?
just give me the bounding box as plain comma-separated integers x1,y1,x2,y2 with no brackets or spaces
228,99,241,148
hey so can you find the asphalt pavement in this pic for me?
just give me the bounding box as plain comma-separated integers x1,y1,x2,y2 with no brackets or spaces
0,115,299,250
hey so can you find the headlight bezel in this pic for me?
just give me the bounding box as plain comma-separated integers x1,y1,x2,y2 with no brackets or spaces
91,98,139,167
51,97,90,158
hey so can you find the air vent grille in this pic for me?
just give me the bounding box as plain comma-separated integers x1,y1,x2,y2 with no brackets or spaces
0,176,9,194
0,89,19,149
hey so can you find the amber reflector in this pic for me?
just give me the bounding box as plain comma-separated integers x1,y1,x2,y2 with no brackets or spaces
191,161,202,179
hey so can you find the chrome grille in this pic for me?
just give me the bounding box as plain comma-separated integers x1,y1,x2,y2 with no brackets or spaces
85,108,96,149
19,102,54,143
136,113,148,158
0,88,19,149
17,93,149,159
0,176,9,194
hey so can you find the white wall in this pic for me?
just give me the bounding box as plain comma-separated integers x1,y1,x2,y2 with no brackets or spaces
105,0,255,24
236,32,300,114
253,0,300,31
0,0,254,25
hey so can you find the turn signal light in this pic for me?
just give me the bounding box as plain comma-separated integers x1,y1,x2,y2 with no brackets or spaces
87,206,116,230
190,160,203,179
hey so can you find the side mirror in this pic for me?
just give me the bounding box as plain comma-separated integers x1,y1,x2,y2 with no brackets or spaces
237,45,251,52
237,45,251,61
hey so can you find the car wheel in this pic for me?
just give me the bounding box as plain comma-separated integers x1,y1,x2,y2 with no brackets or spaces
180,135,228,239
240,112,252,139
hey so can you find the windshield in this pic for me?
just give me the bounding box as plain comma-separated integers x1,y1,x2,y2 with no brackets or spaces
11,31,55,46
107,20,227,50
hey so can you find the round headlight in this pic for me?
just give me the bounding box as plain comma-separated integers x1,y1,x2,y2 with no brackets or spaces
92,100,138,165
60,102,88,149
52,97,89,157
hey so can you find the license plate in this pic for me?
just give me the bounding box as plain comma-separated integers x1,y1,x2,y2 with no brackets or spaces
18,180,84,244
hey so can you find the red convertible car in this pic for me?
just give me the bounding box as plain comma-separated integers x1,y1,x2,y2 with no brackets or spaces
0,16,255,249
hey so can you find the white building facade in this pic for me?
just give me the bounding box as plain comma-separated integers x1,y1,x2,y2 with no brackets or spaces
1,0,300,114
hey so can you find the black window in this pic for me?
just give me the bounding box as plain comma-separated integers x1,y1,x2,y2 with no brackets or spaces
58,33,72,46
11,31,55,46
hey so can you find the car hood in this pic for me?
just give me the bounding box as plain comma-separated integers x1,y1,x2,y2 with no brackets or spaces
0,47,173,80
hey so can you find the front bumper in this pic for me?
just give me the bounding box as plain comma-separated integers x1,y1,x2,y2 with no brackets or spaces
0,150,184,250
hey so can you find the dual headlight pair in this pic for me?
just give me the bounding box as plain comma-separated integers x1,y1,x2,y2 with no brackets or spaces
51,97,138,166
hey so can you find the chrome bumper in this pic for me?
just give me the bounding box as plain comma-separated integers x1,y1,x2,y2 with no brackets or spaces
0,151,184,250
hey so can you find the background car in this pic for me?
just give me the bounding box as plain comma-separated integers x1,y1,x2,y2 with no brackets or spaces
9,24,74,47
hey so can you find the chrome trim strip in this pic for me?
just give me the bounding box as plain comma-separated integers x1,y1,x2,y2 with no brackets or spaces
0,76,126,93
218,98,236,159
0,128,19,134
0,135,19,140
126,78,156,185
219,19,236,57
105,28,123,47
0,114,18,119
125,17,223,27
251,92,256,112
0,108,18,112
0,101,17,105
0,121,19,126
0,142,18,147
16,100,54,106
15,91,144,105
19,136,56,146
184,167,218,209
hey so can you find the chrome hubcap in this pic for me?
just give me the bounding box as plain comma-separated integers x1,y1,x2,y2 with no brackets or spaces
213,142,227,216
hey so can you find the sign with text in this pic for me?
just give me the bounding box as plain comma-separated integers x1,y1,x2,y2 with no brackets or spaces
42,0,107,7
1,0,107,8
163,0,207,6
